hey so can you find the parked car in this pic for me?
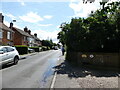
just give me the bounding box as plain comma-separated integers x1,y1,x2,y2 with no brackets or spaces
0,46,20,67
54,46,59,50
28,48,35,53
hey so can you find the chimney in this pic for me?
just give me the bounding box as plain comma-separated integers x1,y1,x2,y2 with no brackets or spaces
28,30,31,35
34,33,37,37
0,13,4,23
24,26,28,32
10,22,13,29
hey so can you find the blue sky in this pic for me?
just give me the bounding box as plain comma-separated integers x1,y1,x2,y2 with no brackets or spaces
0,0,118,43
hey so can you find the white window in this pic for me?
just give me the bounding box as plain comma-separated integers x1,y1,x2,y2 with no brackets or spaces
24,36,26,41
7,31,11,40
0,29,3,38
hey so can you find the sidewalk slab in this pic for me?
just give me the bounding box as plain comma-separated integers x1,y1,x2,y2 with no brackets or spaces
54,56,81,88
54,56,119,88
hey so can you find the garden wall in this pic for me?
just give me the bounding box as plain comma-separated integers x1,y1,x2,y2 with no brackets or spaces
66,52,120,68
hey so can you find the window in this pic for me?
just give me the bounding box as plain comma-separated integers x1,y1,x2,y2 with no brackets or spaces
0,29,3,38
6,47,14,52
1,48,7,53
7,31,11,40
24,36,27,41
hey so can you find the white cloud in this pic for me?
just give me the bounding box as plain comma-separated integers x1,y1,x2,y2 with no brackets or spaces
4,21,21,29
44,15,53,19
32,29,60,43
56,25,61,29
69,0,120,18
17,0,26,6
19,12,43,23
4,13,16,20
21,2,25,6
69,0,100,18
38,24,53,27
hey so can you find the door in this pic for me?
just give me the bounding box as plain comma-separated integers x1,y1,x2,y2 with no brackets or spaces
5,47,15,62
0,47,9,64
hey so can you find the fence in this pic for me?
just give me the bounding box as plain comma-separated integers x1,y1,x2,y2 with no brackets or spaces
66,51,120,68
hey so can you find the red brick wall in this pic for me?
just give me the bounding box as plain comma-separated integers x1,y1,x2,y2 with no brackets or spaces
12,28,28,46
2,29,14,45
12,28,22,45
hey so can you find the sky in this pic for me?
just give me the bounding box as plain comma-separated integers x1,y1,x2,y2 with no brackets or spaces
0,0,119,43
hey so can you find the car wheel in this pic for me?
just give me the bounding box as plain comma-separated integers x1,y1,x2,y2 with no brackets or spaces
14,57,19,65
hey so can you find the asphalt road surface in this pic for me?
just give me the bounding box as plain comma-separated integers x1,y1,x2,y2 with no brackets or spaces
1,50,61,88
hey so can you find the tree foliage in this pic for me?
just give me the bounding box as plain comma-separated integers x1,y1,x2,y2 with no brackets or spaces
41,39,54,49
57,1,120,52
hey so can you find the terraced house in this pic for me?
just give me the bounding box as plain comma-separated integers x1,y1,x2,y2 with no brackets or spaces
9,22,31,46
9,22,42,47
24,28,42,47
0,13,14,46
0,13,42,47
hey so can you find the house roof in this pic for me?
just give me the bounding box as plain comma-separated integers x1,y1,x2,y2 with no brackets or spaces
13,27,31,37
31,35,41,41
0,22,14,32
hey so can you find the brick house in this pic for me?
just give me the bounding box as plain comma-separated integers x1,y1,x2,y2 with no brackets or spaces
23,27,35,47
0,13,14,46
10,22,31,46
23,28,42,47
32,33,42,47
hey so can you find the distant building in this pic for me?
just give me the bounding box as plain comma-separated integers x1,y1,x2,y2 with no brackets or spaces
32,33,42,47
0,13,14,46
23,27,42,47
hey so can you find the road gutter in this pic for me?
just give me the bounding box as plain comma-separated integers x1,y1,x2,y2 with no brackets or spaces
50,58,60,89
50,71,57,89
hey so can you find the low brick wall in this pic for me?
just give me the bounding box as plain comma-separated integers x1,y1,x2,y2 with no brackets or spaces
66,52,120,68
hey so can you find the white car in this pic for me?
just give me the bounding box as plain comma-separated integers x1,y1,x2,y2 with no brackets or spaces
0,46,20,67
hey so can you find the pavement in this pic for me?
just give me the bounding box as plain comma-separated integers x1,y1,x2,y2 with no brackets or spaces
53,55,120,88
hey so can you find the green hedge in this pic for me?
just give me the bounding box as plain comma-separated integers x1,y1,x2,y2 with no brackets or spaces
15,45,28,55
42,46,47,51
29,47,40,52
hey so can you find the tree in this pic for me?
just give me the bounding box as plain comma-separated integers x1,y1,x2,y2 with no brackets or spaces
58,1,120,53
41,39,54,49
57,23,70,46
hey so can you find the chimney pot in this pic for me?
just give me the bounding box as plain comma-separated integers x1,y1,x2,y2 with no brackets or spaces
10,22,13,29
0,13,4,23
24,26,28,32
28,30,31,35
34,33,37,37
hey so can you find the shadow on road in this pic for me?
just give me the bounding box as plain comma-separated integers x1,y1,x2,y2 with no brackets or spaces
20,57,27,60
1,57,27,70
54,60,120,78
1,63,16,70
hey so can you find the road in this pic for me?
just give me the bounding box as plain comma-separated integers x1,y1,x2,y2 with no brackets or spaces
1,50,61,88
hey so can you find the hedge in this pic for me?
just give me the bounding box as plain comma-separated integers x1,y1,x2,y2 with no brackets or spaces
42,46,47,51
29,47,40,52
15,45,28,55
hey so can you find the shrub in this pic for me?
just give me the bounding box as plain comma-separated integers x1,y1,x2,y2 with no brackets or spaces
42,46,47,51
29,47,40,52
15,45,28,55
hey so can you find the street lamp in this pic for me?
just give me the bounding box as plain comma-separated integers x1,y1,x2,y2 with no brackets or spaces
13,20,16,22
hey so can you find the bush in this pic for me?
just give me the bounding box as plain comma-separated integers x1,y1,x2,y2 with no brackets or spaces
42,46,47,51
29,47,40,52
47,46,50,50
15,45,28,55
58,1,120,53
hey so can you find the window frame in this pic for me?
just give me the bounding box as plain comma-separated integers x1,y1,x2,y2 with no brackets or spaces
0,29,3,38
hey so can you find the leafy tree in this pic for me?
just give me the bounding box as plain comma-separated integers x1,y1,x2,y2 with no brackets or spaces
58,1,120,53
41,39,54,49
